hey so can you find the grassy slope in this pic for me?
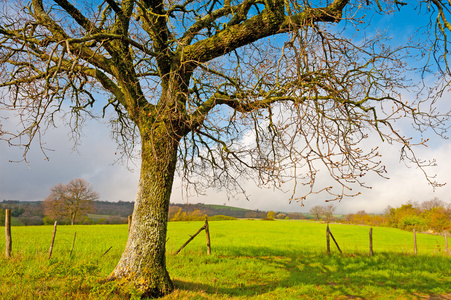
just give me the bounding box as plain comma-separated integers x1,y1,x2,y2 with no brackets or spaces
0,220,449,299
202,204,250,211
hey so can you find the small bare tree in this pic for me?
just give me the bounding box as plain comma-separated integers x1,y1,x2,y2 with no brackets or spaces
310,206,325,221
420,197,446,211
323,204,336,223
44,178,98,225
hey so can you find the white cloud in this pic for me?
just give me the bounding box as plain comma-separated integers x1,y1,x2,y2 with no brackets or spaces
0,117,140,203
171,125,451,214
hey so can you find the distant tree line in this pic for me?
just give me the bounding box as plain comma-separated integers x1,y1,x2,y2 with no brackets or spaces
0,200,133,226
342,198,451,233
309,204,336,223
168,204,262,221
168,207,237,221
168,203,267,219
308,199,450,234
168,204,309,221
94,201,134,217
0,201,45,225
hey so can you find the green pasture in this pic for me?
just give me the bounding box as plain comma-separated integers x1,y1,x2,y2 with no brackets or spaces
0,220,449,299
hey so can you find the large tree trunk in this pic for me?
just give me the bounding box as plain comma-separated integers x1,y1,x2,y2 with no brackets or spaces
108,122,179,298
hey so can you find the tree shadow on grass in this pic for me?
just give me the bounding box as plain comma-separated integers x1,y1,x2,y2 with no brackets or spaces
170,247,451,299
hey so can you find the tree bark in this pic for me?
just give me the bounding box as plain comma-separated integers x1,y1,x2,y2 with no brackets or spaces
108,121,179,298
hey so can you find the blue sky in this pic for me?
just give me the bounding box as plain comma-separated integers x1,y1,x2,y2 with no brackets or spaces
1,2,450,214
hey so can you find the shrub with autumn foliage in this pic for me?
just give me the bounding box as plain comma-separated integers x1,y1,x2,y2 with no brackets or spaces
169,207,206,221
343,198,450,233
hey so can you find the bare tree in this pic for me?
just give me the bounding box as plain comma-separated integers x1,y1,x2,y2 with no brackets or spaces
310,205,324,221
44,178,97,225
1,0,451,297
420,197,446,211
323,204,336,223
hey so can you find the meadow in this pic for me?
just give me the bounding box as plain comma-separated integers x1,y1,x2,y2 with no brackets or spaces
0,220,450,299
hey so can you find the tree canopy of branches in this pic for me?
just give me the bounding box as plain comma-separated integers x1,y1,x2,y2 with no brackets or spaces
43,178,98,225
310,205,324,221
309,204,335,221
323,204,336,222
1,0,451,297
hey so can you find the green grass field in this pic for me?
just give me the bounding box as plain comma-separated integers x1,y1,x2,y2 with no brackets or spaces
0,220,450,299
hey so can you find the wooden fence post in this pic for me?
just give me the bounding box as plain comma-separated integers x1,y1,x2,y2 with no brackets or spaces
48,221,58,259
328,226,342,254
128,215,132,232
5,209,12,258
413,229,417,255
205,217,211,255
174,222,207,255
445,232,448,252
101,246,113,257
326,223,331,255
369,228,373,256
69,232,77,257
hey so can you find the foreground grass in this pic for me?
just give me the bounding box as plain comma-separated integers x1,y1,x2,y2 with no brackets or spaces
0,220,449,299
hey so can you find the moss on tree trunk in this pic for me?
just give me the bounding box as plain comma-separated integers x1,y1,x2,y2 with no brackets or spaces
108,121,179,298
